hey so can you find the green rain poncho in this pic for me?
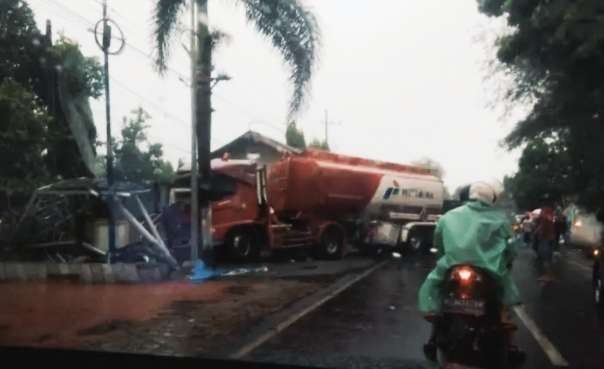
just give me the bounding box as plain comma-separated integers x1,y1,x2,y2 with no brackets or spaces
418,200,521,314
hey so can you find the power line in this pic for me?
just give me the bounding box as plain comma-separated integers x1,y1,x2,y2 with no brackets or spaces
45,0,189,80
47,0,97,26
89,0,131,24
43,0,289,146
110,77,190,128
42,1,191,124
46,0,290,126
38,2,192,159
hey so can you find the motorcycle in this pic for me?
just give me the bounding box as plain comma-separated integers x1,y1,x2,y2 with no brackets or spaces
433,264,512,369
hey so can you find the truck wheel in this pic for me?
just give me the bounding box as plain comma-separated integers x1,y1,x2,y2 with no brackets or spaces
319,228,343,260
227,229,258,262
594,262,604,309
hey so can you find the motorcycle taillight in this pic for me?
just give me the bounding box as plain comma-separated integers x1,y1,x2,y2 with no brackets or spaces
450,266,482,284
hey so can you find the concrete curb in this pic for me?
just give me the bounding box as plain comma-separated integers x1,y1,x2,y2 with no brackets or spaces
0,262,170,284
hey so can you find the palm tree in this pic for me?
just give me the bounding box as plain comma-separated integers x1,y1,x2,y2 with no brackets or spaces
152,0,320,262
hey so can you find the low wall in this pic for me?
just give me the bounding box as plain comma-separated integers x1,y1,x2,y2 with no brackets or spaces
0,262,170,283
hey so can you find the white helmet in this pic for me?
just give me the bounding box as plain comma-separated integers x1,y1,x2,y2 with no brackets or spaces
469,180,503,206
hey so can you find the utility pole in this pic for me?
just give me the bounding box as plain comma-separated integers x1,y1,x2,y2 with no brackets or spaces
94,0,124,260
194,0,214,266
323,110,340,149
102,0,115,256
189,0,199,262
324,110,329,147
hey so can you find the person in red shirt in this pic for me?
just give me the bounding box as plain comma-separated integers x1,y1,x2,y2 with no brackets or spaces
535,204,556,282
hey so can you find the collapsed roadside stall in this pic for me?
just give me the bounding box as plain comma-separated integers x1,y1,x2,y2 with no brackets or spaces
0,178,178,283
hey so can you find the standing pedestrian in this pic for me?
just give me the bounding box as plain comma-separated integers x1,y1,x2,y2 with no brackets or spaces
521,213,533,247
554,211,567,246
535,203,556,282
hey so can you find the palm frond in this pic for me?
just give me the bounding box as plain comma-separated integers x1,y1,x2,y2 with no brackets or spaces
153,0,187,74
239,0,320,115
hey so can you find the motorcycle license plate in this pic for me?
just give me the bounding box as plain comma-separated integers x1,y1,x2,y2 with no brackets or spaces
443,298,485,316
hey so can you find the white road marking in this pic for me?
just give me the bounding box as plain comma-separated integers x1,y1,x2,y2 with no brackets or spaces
230,260,389,359
513,305,569,367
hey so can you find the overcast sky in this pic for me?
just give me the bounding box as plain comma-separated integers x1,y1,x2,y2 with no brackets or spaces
28,0,524,190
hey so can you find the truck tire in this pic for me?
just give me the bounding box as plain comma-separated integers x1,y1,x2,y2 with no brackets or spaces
319,227,344,260
226,229,259,262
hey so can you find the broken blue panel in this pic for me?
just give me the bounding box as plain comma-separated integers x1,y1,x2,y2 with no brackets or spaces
189,259,217,282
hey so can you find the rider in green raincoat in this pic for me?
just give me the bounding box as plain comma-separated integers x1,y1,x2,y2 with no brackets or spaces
418,182,521,314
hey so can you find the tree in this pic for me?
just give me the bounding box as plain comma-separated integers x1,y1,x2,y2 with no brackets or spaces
285,121,306,149
0,0,45,93
153,0,320,260
504,133,574,211
101,107,175,185
0,80,52,209
0,1,103,203
153,0,319,176
308,138,329,151
45,38,103,179
411,157,445,179
478,0,604,212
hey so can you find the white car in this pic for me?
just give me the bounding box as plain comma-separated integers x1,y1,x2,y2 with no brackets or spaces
569,210,602,250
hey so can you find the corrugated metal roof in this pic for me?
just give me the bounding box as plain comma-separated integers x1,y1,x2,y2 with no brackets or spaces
211,130,302,156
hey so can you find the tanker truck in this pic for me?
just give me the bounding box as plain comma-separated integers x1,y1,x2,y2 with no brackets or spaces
166,150,445,261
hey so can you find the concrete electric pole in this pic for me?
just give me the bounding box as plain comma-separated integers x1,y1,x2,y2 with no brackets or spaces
94,0,124,261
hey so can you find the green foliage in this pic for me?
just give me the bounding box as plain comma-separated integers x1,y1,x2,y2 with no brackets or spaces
103,107,175,185
285,121,306,149
504,133,573,210
479,0,604,147
45,38,103,179
0,1,103,193
0,80,51,195
51,38,104,99
0,0,45,92
152,0,186,75
479,0,604,212
240,0,320,114
308,138,329,151
153,0,319,115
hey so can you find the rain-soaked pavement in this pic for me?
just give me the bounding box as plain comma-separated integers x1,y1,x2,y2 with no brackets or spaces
1,247,604,368
248,245,604,369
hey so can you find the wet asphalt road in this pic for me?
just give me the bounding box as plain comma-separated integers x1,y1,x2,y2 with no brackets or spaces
249,244,604,369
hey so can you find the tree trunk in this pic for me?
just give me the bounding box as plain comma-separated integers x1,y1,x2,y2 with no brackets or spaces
195,0,214,265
